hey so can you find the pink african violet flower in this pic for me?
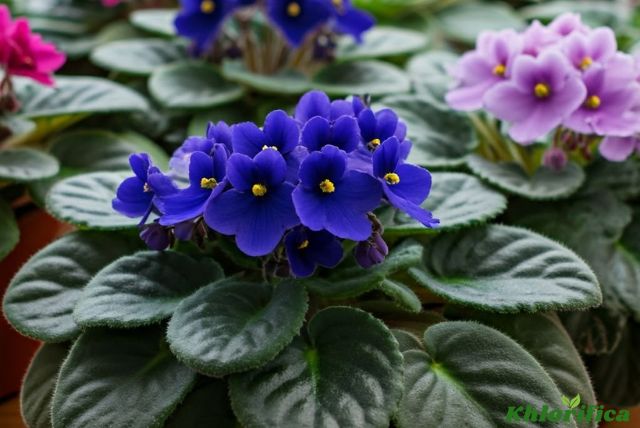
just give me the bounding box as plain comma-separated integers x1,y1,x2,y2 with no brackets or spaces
562,27,617,72
0,5,65,86
484,50,587,143
599,136,640,162
548,13,590,37
445,29,522,111
521,21,559,57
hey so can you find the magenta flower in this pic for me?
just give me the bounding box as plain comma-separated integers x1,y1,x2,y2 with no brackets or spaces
484,50,587,143
599,135,640,162
446,29,522,111
562,27,617,71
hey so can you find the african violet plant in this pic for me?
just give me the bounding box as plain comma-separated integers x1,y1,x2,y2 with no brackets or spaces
1,0,640,427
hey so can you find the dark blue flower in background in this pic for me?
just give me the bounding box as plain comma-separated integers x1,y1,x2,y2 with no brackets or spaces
170,121,232,177
294,90,354,123
155,146,228,225
175,0,239,52
204,149,299,256
267,0,333,46
285,227,343,277
373,137,438,227
293,145,381,241
301,115,360,152
329,0,375,42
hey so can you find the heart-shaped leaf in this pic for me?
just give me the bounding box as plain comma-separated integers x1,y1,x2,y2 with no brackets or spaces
222,61,311,95
396,321,566,428
467,155,585,200
149,61,244,110
377,95,477,168
409,225,602,313
229,307,403,428
312,60,411,96
74,251,224,328
16,76,149,118
0,197,19,261
52,326,196,428
0,148,59,182
130,8,177,36
2,231,139,342
383,172,507,235
46,171,140,230
336,27,428,61
91,38,187,76
165,378,236,428
21,343,69,428
406,51,458,110
167,279,308,376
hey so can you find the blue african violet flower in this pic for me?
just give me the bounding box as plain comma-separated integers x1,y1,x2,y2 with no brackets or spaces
285,227,343,277
294,90,354,123
204,149,299,256
175,0,239,52
170,121,232,177
354,227,388,268
373,137,438,227
140,221,173,250
155,146,228,225
330,0,375,42
301,115,360,152
293,145,381,241
267,0,333,46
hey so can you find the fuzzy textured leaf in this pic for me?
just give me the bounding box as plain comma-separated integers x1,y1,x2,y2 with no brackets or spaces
91,38,187,76
313,60,411,96
0,148,59,182
222,61,310,95
0,197,19,261
336,27,428,61
406,51,458,110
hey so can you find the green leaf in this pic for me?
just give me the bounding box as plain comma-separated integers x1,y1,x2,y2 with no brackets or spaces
74,251,224,328
46,171,140,230
562,395,571,408
312,60,411,96
560,308,627,355
520,1,625,28
409,225,602,313
149,61,244,110
436,2,525,45
21,343,69,428
467,155,585,200
570,394,581,409
353,0,435,19
222,61,311,95
383,172,507,235
377,95,477,168
52,326,196,428
91,38,187,76
2,231,139,342
129,8,177,36
16,76,149,118
229,307,403,428
336,27,428,61
378,279,422,313
165,377,236,428
167,279,308,377
0,197,19,261
0,148,59,182
396,321,567,428
406,51,458,110
582,158,640,200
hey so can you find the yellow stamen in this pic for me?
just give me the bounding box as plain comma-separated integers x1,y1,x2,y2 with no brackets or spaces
319,179,335,193
493,64,506,77
585,95,601,109
367,138,381,151
384,172,400,185
580,56,593,70
298,240,310,250
200,177,218,189
252,184,267,197
287,2,301,17
262,145,279,151
534,83,551,99
200,0,215,13
143,183,152,192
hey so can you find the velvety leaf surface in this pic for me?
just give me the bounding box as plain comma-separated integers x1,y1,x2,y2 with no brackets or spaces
377,95,477,168
229,307,403,428
406,51,458,109
149,62,244,110
167,279,308,376
312,60,411,96
21,343,69,428
129,8,177,36
222,61,311,95
336,27,428,61
0,197,19,261
396,321,569,428
46,171,140,229
0,148,59,182
3,231,139,342
383,172,507,235
74,251,224,328
378,279,422,313
91,38,187,76
409,225,602,313
52,327,196,428
560,309,627,355
467,155,585,200
165,377,236,428
582,158,640,200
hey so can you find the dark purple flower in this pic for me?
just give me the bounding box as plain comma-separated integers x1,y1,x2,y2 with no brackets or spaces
564,55,640,137
354,226,388,268
204,149,299,256
156,146,228,226
562,27,617,72
484,50,587,143
600,135,640,162
329,0,374,42
139,221,173,251
292,145,381,241
542,147,568,171
267,0,332,46
175,0,238,53
170,121,232,177
373,137,438,227
284,227,342,277
294,90,354,123
446,29,523,111
301,115,360,152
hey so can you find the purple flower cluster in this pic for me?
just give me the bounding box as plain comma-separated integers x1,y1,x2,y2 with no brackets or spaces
446,13,640,161
113,91,438,277
175,0,374,52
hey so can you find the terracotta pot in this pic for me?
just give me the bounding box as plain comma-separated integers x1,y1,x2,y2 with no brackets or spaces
0,208,72,399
